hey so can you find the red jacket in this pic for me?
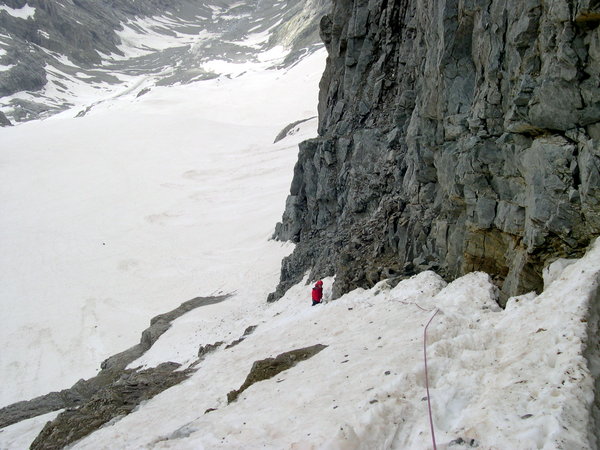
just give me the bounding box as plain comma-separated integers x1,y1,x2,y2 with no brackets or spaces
312,286,323,301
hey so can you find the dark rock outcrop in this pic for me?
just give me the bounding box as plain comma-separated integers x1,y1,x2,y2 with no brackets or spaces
0,295,228,430
225,324,259,349
274,117,317,143
30,362,191,450
227,344,327,403
272,0,600,302
0,111,12,126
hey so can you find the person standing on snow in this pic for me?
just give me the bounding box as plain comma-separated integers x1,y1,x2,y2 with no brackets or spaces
312,280,323,306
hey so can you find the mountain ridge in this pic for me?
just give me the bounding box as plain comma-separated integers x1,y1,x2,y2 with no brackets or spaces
0,0,329,122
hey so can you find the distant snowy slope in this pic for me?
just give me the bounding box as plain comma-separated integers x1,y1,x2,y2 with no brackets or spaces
0,48,327,407
0,0,329,122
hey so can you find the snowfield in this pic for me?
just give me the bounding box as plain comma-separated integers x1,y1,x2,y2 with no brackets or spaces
77,249,600,449
1,20,599,450
0,48,326,407
4,245,598,449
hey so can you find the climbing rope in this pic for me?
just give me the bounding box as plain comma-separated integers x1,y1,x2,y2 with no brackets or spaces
424,308,439,450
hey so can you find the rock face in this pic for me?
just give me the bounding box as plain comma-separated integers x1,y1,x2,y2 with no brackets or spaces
272,0,600,301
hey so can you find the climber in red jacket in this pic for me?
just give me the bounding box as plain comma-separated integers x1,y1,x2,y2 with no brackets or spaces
312,280,323,306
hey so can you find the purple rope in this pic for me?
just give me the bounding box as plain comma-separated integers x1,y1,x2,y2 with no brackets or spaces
424,308,439,450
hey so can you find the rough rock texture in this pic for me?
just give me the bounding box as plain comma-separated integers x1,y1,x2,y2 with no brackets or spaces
272,0,600,302
0,110,12,126
227,344,327,403
0,295,228,429
274,117,318,143
30,362,191,450
224,324,259,349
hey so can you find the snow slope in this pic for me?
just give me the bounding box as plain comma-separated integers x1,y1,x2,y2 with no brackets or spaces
0,47,327,407
1,6,598,449
6,242,596,449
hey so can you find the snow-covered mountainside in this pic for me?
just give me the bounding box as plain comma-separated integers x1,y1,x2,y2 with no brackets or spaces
0,41,327,407
3,242,600,448
0,0,327,122
1,0,599,449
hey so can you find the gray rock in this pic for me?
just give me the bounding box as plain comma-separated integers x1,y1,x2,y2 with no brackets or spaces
271,0,600,301
0,111,12,126
0,295,228,430
227,344,327,403
30,363,191,450
274,117,317,143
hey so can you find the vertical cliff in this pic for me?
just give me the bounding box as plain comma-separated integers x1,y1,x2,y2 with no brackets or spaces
271,0,600,302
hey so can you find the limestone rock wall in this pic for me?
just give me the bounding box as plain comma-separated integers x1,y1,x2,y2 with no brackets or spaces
272,0,600,301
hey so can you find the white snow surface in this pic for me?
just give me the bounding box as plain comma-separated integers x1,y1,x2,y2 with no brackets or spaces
0,24,599,450
0,4,36,20
111,16,209,60
0,410,61,448
0,48,326,407
67,243,599,449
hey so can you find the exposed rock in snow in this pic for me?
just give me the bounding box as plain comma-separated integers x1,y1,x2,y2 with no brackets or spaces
0,110,11,126
102,295,229,371
15,239,593,449
30,362,193,450
227,343,327,403
274,116,317,143
0,295,228,429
